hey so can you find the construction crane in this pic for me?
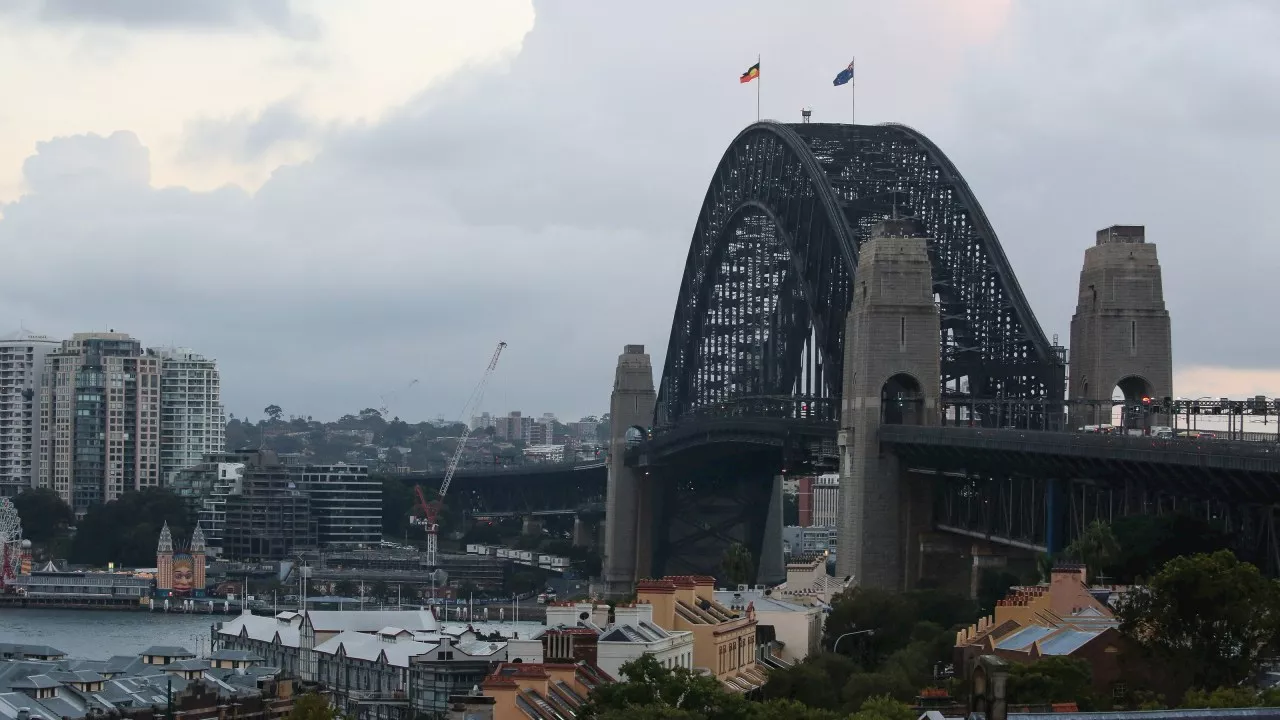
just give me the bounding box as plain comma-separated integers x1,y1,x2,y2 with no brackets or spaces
378,379,419,417
413,341,506,568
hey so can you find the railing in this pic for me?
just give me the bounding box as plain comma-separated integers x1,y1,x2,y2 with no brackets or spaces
664,395,837,427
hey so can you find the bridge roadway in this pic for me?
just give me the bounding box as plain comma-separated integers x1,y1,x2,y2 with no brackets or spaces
881,425,1280,501
399,460,605,516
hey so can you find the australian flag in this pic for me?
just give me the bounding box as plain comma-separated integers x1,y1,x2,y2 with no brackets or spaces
833,60,854,87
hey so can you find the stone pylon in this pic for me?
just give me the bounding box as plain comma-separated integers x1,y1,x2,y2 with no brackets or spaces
836,220,941,590
1069,225,1172,428
602,344,656,598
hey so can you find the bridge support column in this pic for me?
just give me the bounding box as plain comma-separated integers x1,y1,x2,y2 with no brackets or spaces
1068,225,1173,429
602,344,656,598
758,474,786,585
522,516,544,536
837,220,941,590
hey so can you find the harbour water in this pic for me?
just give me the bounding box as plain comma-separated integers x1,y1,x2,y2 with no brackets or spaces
0,609,217,659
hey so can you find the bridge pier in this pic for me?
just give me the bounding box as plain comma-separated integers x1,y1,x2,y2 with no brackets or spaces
602,344,656,598
837,220,941,590
1069,225,1173,429
648,452,785,586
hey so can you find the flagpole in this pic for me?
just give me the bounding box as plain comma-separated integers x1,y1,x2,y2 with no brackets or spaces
756,54,761,122
851,56,856,125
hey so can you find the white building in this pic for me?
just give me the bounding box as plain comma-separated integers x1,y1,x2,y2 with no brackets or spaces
596,603,695,679
812,473,840,528
0,329,60,497
715,586,823,663
155,347,225,483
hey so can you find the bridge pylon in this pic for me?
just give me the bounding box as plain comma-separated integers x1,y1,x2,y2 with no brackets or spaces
602,344,656,598
1069,225,1173,429
837,220,941,590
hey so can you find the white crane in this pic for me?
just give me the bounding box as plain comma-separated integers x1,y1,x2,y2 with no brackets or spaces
416,341,506,568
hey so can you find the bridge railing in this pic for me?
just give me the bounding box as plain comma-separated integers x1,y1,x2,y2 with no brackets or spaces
653,395,837,435
939,397,1280,443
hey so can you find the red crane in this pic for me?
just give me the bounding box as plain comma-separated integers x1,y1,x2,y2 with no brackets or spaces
409,341,506,567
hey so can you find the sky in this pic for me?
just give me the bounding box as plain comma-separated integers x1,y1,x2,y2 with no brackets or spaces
1,0,1278,423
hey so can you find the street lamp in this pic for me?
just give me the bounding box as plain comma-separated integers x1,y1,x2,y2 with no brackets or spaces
832,628,876,654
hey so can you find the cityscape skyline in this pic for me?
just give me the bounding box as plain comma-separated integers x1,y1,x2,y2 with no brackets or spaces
1,1,1279,424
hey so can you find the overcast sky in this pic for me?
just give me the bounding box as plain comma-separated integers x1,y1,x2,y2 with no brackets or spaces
1,0,1277,423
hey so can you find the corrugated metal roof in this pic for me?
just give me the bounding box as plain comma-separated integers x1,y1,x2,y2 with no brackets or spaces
994,625,1055,650
1037,629,1103,656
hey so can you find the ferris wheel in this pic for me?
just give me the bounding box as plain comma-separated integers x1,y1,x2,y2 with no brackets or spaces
0,498,23,587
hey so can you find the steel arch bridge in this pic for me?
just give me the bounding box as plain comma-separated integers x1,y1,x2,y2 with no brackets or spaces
654,121,1065,430
632,122,1069,583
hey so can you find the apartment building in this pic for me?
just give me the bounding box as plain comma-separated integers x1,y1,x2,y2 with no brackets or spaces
0,329,60,497
38,332,162,515
797,473,840,528
155,347,226,482
170,451,255,557
300,463,380,548
222,450,318,560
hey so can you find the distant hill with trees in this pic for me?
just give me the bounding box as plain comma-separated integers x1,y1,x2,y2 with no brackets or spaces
225,406,609,472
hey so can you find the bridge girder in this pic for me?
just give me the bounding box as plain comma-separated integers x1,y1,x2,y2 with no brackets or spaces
655,121,1065,429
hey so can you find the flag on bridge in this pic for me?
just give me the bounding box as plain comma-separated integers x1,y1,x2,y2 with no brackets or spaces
740,61,760,84
833,60,854,87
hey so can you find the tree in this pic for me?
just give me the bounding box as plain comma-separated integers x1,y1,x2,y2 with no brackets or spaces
289,693,336,720
1118,550,1280,692
12,488,73,543
333,580,358,598
762,653,856,710
721,542,754,586
850,695,917,720
579,654,755,720
1181,686,1267,709
1062,520,1119,582
264,404,283,422
782,494,799,526
1006,657,1096,709
70,488,191,567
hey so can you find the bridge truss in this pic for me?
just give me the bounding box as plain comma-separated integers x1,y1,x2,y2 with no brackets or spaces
655,121,1065,429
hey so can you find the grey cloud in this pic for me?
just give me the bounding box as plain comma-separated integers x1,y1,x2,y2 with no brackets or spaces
179,100,322,166
1,0,1277,423
936,0,1280,370
3,0,318,37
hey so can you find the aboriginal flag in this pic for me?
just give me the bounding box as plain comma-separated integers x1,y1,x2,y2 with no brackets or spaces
740,62,760,83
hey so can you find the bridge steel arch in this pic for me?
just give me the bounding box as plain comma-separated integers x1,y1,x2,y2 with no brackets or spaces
655,121,1065,429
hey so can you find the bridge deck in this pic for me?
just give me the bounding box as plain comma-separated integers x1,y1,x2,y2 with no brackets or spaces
880,425,1280,504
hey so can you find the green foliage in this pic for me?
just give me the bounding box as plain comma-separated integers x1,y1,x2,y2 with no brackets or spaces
13,488,73,544
750,698,845,719
782,494,799,527
264,404,283,422
70,488,191,567
1102,514,1231,583
1062,520,1119,582
1181,686,1267,709
1005,657,1096,709
976,569,1022,615
579,654,754,720
762,654,855,710
1118,550,1280,692
840,673,915,710
721,542,754,586
333,580,359,597
849,695,916,720
823,587,976,670
289,693,336,720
